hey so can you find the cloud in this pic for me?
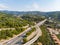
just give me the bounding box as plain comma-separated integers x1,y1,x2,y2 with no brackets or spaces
31,3,40,10
0,4,8,10
52,0,60,10
42,0,60,11
24,2,49,12
22,0,60,12
24,3,41,11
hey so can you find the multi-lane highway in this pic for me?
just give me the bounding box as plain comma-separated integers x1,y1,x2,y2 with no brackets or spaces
24,26,42,45
1,27,32,45
23,19,47,45
1,19,47,45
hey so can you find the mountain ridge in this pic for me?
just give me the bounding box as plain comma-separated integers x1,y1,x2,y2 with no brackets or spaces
0,10,60,21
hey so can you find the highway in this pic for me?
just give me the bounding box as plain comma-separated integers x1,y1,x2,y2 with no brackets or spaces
1,19,47,45
2,27,32,45
24,26,42,45
23,19,47,45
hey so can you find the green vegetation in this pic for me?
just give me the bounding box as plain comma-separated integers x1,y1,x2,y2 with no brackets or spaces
26,28,35,36
45,20,60,30
45,12,60,23
21,15,45,23
0,12,46,28
45,20,56,28
23,28,35,43
56,34,60,39
39,25,55,45
0,12,29,40
23,38,27,43
0,28,25,40
0,12,46,42
32,25,55,45
0,12,29,28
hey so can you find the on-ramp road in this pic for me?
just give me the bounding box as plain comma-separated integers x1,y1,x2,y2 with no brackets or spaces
23,19,47,45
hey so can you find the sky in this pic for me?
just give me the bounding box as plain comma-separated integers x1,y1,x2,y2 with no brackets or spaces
0,0,60,12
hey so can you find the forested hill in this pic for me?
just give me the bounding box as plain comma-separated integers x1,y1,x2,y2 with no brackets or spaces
0,12,46,28
0,10,60,22
0,10,46,16
46,11,60,21
0,12,29,28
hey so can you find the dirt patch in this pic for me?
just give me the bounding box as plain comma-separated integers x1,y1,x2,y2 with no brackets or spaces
37,42,42,45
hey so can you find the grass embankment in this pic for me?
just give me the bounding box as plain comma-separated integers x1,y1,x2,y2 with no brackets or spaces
26,28,35,36
23,28,35,43
32,25,55,45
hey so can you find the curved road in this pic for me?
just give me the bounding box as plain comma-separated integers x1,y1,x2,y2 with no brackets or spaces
24,26,42,45
24,19,47,45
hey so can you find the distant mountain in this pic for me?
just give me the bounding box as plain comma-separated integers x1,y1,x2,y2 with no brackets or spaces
0,10,60,21
0,10,26,15
0,10,47,15
46,11,60,21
